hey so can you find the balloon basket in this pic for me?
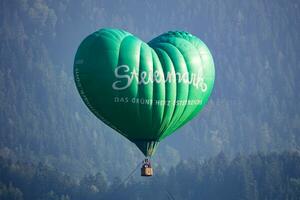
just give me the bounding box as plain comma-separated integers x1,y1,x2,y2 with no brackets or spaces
141,158,153,176
141,167,153,176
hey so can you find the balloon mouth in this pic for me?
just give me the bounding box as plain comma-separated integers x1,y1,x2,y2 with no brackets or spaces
131,139,160,157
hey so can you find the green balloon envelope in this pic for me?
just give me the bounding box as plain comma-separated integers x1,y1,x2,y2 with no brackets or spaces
74,28,215,157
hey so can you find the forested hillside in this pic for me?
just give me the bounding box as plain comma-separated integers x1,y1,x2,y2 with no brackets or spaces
0,0,299,181
1,152,300,200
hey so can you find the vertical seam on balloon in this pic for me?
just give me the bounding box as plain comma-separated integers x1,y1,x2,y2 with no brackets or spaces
158,42,189,137
177,39,214,129
183,40,208,124
167,36,209,133
115,35,131,137
185,44,205,123
167,42,193,132
153,47,176,138
151,43,179,140
151,48,166,138
138,44,148,133
160,44,179,139
149,48,154,139
153,48,168,135
136,41,142,127
150,49,157,137
123,37,142,139
117,35,131,74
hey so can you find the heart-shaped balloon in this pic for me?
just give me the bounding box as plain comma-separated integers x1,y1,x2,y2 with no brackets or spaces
74,29,215,156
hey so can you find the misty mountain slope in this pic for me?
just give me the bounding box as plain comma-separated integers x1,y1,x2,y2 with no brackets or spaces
1,152,300,200
0,0,299,179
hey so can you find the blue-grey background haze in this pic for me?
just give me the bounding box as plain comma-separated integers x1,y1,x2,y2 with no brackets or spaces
0,0,299,181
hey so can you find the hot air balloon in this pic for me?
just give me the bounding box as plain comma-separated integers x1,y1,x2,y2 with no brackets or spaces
74,28,215,176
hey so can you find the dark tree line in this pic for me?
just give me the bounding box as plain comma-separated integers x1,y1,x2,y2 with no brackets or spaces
1,151,300,200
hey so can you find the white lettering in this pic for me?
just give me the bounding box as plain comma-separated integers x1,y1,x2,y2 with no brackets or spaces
112,65,207,92
112,65,133,90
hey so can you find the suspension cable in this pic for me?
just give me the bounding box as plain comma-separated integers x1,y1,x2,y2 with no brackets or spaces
114,160,143,190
